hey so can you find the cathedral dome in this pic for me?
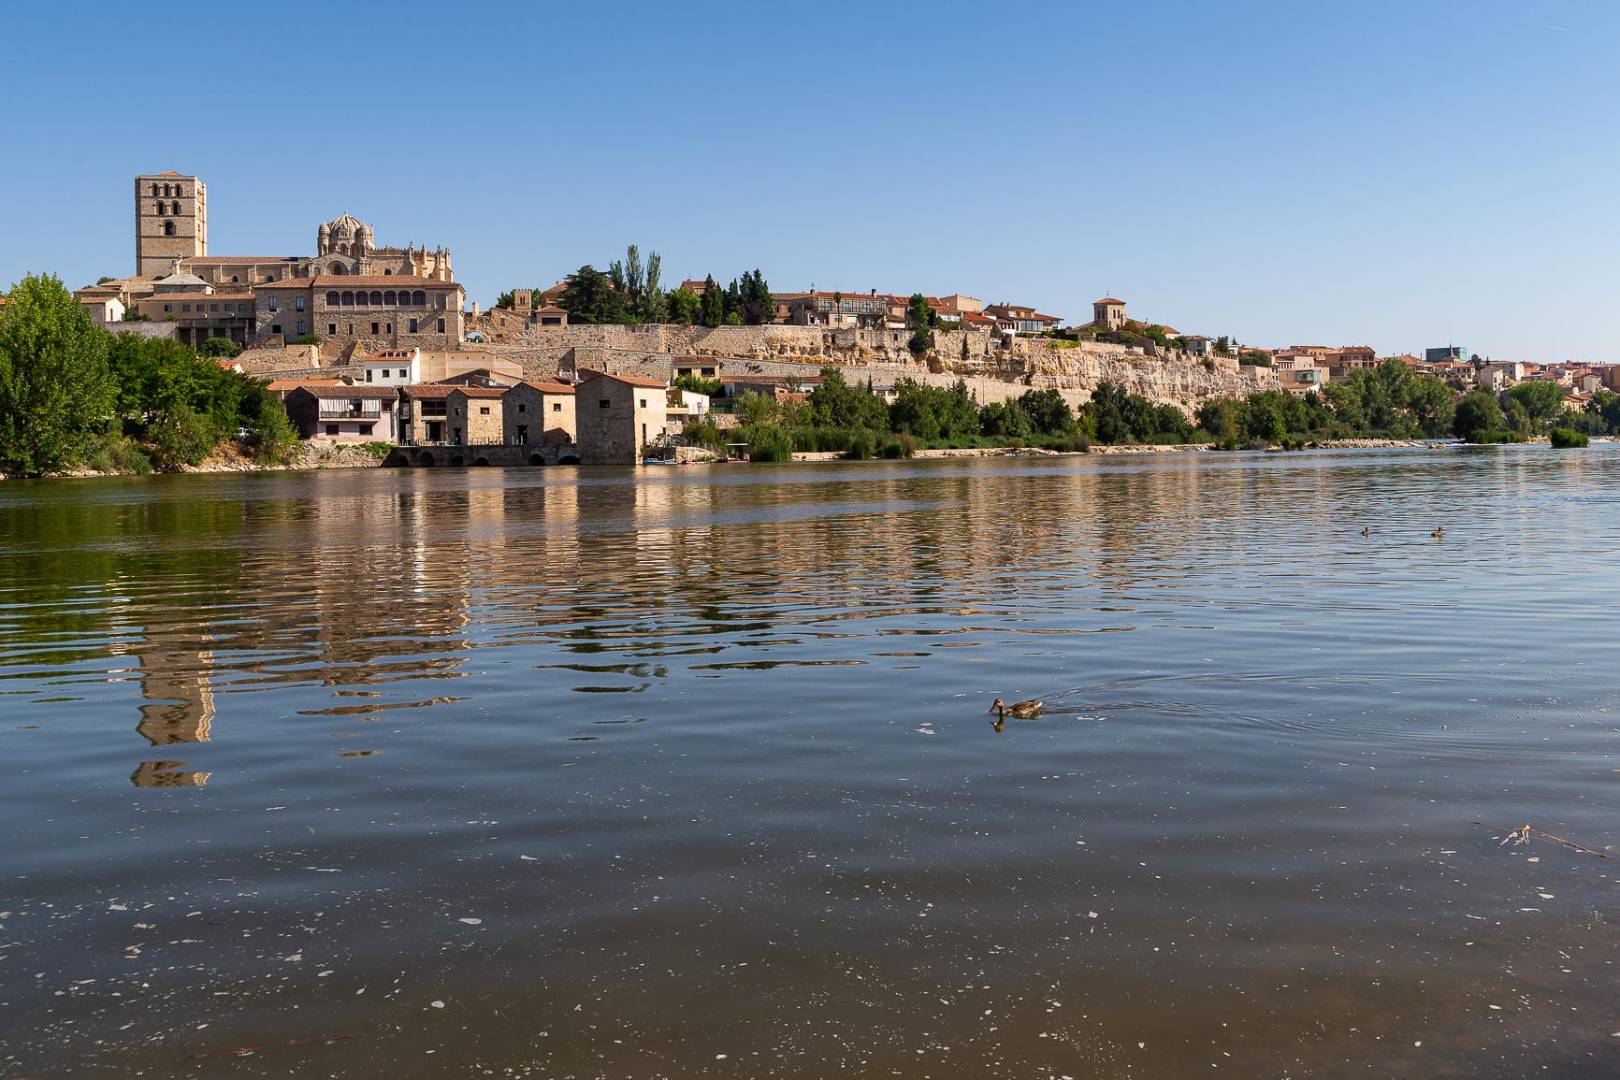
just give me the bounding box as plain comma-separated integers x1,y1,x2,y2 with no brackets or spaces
322,211,366,238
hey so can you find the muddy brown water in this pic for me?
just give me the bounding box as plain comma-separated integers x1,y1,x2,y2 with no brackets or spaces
2,446,1619,1077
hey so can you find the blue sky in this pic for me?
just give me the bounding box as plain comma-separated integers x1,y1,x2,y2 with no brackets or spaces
2,0,1613,360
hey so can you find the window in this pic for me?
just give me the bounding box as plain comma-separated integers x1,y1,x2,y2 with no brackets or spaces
328,323,337,335
412,291,425,306
369,291,382,306
271,324,282,334
268,296,278,312
371,322,379,335
231,276,239,283
326,424,338,435
599,399,610,409
326,291,339,305
639,398,648,408
365,370,373,382
553,402,562,412
150,183,158,197
295,296,305,311
479,406,490,415
162,304,172,313
437,318,445,332
182,304,191,313
171,201,180,215
409,318,417,332
384,291,396,305
341,291,354,306
210,303,219,312
517,403,526,413
297,320,306,334
163,221,175,236
155,201,165,215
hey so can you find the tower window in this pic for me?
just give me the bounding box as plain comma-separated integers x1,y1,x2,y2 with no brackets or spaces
150,183,159,197
163,221,175,236
155,201,165,215
171,201,180,215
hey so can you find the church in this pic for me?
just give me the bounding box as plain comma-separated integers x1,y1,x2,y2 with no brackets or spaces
80,172,464,351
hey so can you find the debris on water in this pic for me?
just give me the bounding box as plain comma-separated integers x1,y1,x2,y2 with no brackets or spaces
430,1000,445,1009
1484,823,1609,858
458,917,482,925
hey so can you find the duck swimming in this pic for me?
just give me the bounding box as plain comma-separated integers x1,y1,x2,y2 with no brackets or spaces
990,698,1044,720
1431,526,1445,538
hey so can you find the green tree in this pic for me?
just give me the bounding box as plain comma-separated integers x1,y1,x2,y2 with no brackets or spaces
733,390,778,427
0,273,115,475
979,399,1034,439
147,400,216,469
1505,380,1565,425
806,368,889,430
1214,335,1231,357
1017,389,1075,434
700,274,726,328
242,383,298,464
198,336,241,358
667,286,701,325
1453,389,1504,442
558,265,628,325
1195,398,1241,441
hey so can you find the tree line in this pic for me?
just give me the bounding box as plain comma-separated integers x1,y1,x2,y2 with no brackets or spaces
498,244,774,328
0,274,297,477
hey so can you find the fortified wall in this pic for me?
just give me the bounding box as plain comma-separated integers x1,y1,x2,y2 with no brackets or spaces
462,321,1271,409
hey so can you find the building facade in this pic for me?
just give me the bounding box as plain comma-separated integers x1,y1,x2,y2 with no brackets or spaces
135,172,207,277
283,385,400,442
502,381,577,446
575,372,671,465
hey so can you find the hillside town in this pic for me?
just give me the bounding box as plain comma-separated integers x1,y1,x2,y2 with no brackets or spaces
25,171,1615,466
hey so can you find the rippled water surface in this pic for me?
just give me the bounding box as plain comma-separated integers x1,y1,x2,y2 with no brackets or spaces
4,447,1620,1078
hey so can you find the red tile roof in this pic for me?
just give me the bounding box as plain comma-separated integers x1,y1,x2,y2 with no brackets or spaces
402,384,456,399
518,380,576,395
447,386,506,399
1094,297,1126,305
293,384,400,400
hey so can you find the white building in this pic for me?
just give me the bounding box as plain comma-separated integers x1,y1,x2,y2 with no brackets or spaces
357,347,421,386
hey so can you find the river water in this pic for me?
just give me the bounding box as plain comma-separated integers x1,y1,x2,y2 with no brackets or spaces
2,446,1619,1078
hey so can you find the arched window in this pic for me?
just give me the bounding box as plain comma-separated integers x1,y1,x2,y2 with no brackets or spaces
326,291,339,306
231,276,239,283
341,291,354,306
150,183,158,197
412,291,426,307
384,291,396,305
161,183,170,197
369,291,382,306
170,201,180,215
328,263,345,275
155,201,164,215
384,269,392,275
163,221,175,236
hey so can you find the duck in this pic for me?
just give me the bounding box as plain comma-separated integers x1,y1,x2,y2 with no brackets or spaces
990,698,1044,721
1360,526,1371,537
1431,526,1445,538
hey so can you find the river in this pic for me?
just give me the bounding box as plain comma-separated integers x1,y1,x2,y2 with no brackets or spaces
2,446,1618,1077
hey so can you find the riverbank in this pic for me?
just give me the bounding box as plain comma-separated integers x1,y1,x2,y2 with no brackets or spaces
790,437,1441,462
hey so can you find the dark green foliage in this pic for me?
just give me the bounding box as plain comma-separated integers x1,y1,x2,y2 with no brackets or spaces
880,434,917,458
243,384,298,464
1549,427,1589,448
979,399,1034,440
700,275,726,328
681,417,724,450
290,334,322,345
806,368,890,430
740,424,794,462
1506,380,1565,422
147,400,216,469
844,429,876,459
1453,389,1505,442
1079,381,1193,445
666,287,701,325
730,270,772,325
0,273,115,476
888,379,978,442
674,373,724,397
198,336,241,358
558,265,628,325
81,431,152,475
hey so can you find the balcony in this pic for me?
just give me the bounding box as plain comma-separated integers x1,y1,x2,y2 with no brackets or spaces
318,407,383,420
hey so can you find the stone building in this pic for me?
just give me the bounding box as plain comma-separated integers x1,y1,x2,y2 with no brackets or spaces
253,276,465,350
502,380,576,446
445,387,505,445
135,172,207,277
1093,297,1127,330
575,371,671,465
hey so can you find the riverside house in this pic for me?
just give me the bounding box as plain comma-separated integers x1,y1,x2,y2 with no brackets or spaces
502,381,576,447
283,384,400,443
576,371,672,465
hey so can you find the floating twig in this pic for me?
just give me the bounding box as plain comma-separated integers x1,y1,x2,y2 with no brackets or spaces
1476,822,1610,858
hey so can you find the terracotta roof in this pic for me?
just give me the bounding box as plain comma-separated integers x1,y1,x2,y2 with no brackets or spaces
254,278,318,290
518,380,576,395
402,384,456,399
447,386,506,399
267,378,341,392
292,384,399,400
1094,297,1126,305
148,170,185,177
578,370,667,389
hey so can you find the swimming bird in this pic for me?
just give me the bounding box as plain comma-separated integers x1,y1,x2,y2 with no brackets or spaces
1432,526,1445,538
1361,526,1371,537
990,698,1044,720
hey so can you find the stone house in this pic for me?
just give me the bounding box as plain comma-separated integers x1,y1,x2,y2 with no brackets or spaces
400,384,454,445
445,387,505,446
254,276,466,350
502,381,576,446
984,303,1062,335
283,384,400,443
575,371,671,465
80,296,125,326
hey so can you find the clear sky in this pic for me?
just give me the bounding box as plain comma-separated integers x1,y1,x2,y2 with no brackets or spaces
2,0,1613,360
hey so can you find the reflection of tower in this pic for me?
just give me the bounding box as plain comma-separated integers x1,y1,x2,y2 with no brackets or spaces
131,760,211,788
134,642,216,746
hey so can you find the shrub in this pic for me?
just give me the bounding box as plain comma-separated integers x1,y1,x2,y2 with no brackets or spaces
1039,433,1090,453
198,336,242,358
1549,427,1589,448
147,401,218,469
742,424,794,462
290,334,322,346
845,429,876,459
880,433,917,458
81,431,152,475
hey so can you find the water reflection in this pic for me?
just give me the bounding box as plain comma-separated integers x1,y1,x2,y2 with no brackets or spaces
2,449,1619,1077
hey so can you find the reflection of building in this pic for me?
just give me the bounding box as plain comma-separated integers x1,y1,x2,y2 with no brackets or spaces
135,645,215,747
131,760,210,787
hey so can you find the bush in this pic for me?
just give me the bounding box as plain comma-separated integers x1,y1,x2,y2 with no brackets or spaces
681,417,724,450
1549,427,1589,448
198,336,242,358
1039,433,1090,452
147,400,217,470
674,373,724,397
741,424,794,462
290,334,322,346
880,434,917,458
845,429,876,459
81,431,152,475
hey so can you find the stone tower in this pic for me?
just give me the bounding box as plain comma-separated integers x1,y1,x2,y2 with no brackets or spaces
135,172,207,277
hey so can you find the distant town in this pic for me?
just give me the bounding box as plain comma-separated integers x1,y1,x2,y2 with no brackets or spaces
1,169,1613,474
